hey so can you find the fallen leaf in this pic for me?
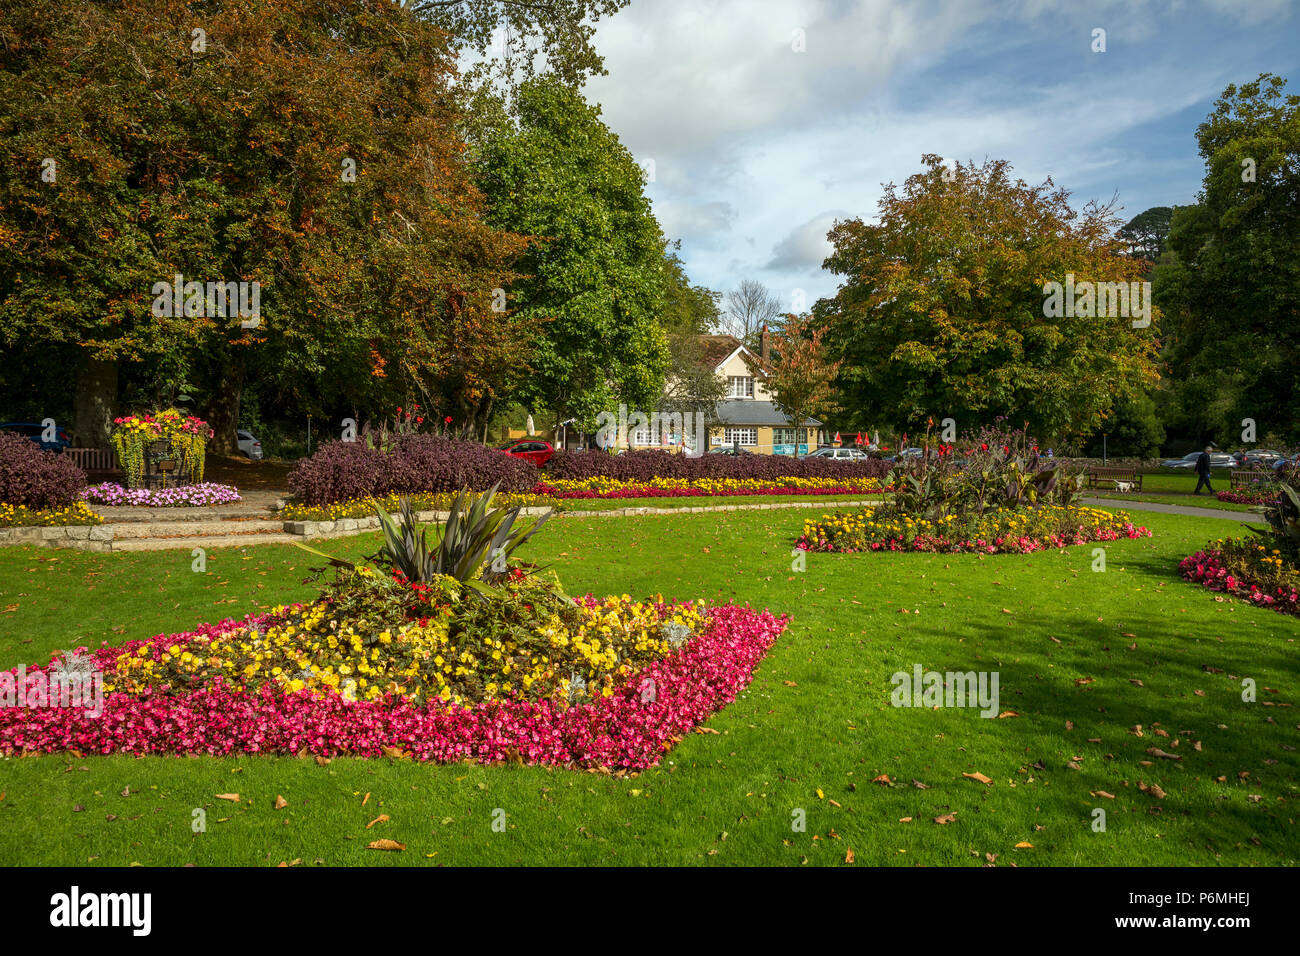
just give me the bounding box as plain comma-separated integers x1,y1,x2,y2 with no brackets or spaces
366,839,405,851
962,771,992,785
215,793,239,802
844,848,855,864
274,795,288,810
365,814,390,829
933,813,957,825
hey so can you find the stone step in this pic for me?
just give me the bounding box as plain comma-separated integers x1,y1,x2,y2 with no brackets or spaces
111,531,293,552
105,518,287,539
93,507,281,523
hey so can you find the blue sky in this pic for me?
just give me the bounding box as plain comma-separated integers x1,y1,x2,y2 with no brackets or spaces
583,0,1299,312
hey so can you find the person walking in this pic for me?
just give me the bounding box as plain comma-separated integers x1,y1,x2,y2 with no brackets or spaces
1193,446,1214,495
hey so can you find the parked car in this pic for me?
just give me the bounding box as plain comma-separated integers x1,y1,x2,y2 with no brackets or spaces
1234,448,1284,467
800,446,868,461
1161,451,1237,470
1273,454,1300,473
0,421,71,452
236,429,264,461
707,445,754,455
496,437,554,467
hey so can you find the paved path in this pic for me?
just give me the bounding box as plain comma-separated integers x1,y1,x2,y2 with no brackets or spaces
1083,497,1265,523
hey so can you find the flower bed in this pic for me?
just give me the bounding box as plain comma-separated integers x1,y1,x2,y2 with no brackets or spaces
80,482,242,508
1178,540,1300,616
546,448,893,482
0,501,102,527
279,490,558,522
535,476,886,499
796,505,1150,554
1216,489,1280,505
0,600,787,768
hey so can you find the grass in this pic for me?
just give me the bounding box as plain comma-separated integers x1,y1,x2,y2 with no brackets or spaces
0,504,1297,867
555,492,883,511
1090,471,1277,513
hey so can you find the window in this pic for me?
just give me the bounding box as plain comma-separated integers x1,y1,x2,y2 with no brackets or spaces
773,428,798,445
724,428,757,446
728,376,754,399
632,427,653,446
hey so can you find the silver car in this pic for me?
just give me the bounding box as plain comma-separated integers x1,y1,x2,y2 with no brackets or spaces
801,446,868,461
237,429,264,461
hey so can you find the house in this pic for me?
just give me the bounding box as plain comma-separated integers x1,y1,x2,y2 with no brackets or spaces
628,328,825,456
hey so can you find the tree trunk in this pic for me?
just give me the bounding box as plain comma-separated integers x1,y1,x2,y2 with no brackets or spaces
74,353,117,449
205,363,244,456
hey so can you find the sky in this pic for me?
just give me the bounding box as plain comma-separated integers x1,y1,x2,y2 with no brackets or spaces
582,0,1300,311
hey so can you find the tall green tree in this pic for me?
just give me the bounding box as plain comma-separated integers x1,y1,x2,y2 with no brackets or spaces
815,155,1160,445
1155,73,1300,446
475,76,670,429
1118,207,1175,265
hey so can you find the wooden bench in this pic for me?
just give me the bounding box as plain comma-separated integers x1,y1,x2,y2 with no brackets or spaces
66,447,124,484
1085,466,1143,493
1230,468,1275,490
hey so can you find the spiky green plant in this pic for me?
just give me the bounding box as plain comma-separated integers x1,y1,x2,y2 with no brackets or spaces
372,483,551,595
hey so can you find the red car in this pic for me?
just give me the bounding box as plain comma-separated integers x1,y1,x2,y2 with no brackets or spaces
496,437,554,467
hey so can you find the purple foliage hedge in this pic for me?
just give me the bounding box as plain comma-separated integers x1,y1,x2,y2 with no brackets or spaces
288,435,535,505
0,431,87,508
545,449,893,482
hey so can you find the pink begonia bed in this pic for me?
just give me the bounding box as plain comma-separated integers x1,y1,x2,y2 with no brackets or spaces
0,604,788,769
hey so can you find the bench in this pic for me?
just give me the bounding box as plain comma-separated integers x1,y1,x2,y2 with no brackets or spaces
1085,466,1143,493
66,447,124,484
1230,468,1275,490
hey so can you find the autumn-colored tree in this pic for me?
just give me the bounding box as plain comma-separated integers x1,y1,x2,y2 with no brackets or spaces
765,313,841,453
0,0,532,449
815,155,1160,444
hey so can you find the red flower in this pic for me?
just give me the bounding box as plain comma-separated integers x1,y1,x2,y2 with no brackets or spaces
980,443,988,451
444,416,453,424
416,417,423,424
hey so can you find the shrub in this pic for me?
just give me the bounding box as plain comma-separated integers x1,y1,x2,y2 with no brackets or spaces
287,440,387,505
0,432,86,508
546,448,893,483
382,434,534,496
288,435,536,505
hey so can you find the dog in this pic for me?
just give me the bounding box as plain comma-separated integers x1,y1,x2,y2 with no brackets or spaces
1112,480,1134,494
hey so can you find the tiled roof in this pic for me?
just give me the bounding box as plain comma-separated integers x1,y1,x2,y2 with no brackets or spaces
697,334,742,369
714,400,821,427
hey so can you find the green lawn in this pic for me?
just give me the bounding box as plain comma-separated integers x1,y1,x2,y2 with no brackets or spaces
556,492,883,511
1,505,1296,866
1095,470,1275,512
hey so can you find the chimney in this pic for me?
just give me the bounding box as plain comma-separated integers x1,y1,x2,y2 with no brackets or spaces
760,323,770,363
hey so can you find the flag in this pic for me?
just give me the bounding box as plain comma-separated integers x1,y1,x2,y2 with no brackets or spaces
834,431,841,443
855,432,863,446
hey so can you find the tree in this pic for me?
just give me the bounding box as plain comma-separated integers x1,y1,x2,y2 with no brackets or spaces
0,0,530,449
765,313,841,453
721,279,782,351
1155,73,1300,446
474,76,670,430
402,0,629,93
1118,207,1174,265
815,155,1160,444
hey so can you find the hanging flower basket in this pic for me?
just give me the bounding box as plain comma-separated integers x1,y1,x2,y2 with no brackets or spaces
110,409,214,489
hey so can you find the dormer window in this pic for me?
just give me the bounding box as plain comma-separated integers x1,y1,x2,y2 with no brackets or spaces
728,375,754,399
